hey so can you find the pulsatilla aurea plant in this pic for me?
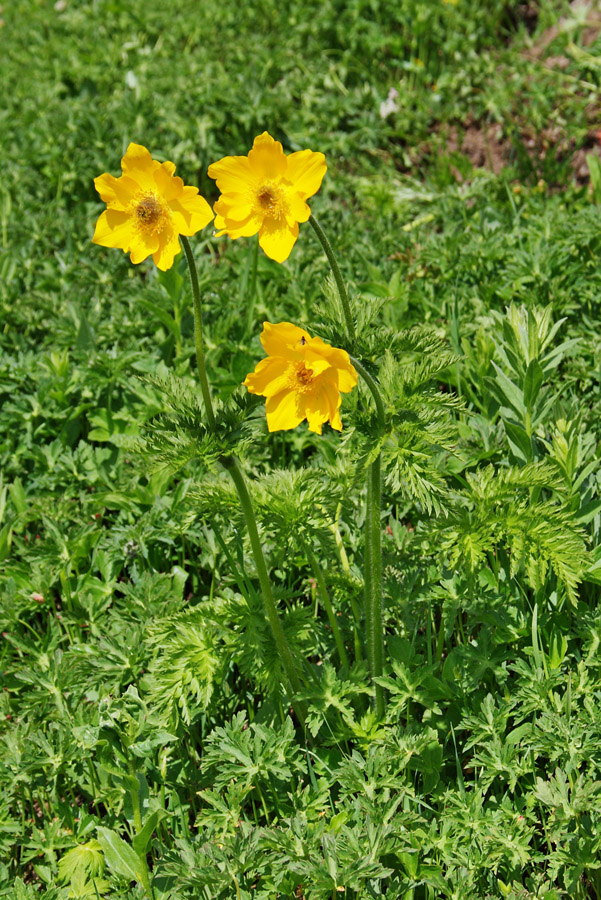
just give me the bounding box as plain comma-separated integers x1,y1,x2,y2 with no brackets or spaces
92,133,456,724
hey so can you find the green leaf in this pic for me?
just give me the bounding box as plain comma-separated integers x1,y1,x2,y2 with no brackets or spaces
504,420,533,464
96,827,145,884
8,477,27,516
0,522,13,562
548,630,568,670
76,309,96,351
575,499,601,525
489,364,525,417
13,879,35,900
531,604,544,672
157,265,184,302
58,840,105,884
132,808,168,856
523,359,543,410
137,298,179,337
587,152,601,201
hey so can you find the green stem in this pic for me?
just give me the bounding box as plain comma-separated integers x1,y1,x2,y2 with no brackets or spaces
349,355,386,427
352,364,385,715
180,235,216,431
181,240,305,725
256,782,271,824
308,222,387,717
304,541,349,669
173,300,182,360
350,358,386,717
364,454,384,717
222,455,306,724
307,218,387,425
318,502,362,661
308,215,355,341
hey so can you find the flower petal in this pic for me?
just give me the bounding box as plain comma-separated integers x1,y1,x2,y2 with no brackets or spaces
152,227,181,271
94,173,138,210
258,217,298,263
248,132,287,180
322,365,357,394
286,190,311,225
243,357,290,397
307,359,333,380
214,191,254,222
92,209,134,250
265,389,304,432
169,188,214,236
208,155,256,193
213,204,262,239
286,149,327,199
324,379,344,430
308,340,357,392
259,322,310,359
304,384,332,435
330,408,343,431
129,231,158,264
153,165,184,201
120,143,159,191
307,379,343,433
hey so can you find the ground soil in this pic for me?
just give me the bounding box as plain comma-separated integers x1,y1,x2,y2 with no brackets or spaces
404,1,601,185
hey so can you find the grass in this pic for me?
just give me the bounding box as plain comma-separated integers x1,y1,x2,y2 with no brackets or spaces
2,0,601,897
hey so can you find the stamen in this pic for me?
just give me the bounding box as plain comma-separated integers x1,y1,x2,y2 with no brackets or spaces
132,192,170,233
296,365,313,386
286,361,315,393
255,182,288,221
258,189,275,209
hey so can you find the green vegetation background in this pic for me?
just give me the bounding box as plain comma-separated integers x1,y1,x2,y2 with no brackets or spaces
2,0,601,898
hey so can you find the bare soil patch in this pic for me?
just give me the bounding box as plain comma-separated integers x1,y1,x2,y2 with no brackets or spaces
525,0,601,63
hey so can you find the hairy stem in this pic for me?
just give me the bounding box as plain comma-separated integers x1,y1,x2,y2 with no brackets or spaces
223,456,306,724
352,362,385,716
308,215,355,341
307,220,387,716
182,240,305,724
364,454,385,717
180,235,216,431
349,356,386,427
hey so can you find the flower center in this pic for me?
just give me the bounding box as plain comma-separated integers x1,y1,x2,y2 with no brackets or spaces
132,192,170,233
258,188,276,209
255,182,288,221
295,365,313,388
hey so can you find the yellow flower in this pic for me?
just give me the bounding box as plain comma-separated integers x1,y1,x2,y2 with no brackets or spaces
207,132,327,263
92,143,214,271
244,322,357,434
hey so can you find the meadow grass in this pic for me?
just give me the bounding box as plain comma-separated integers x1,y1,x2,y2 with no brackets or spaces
2,1,601,898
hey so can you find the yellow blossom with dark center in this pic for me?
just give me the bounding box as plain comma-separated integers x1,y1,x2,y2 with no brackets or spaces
207,132,327,263
244,322,357,434
92,143,214,271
